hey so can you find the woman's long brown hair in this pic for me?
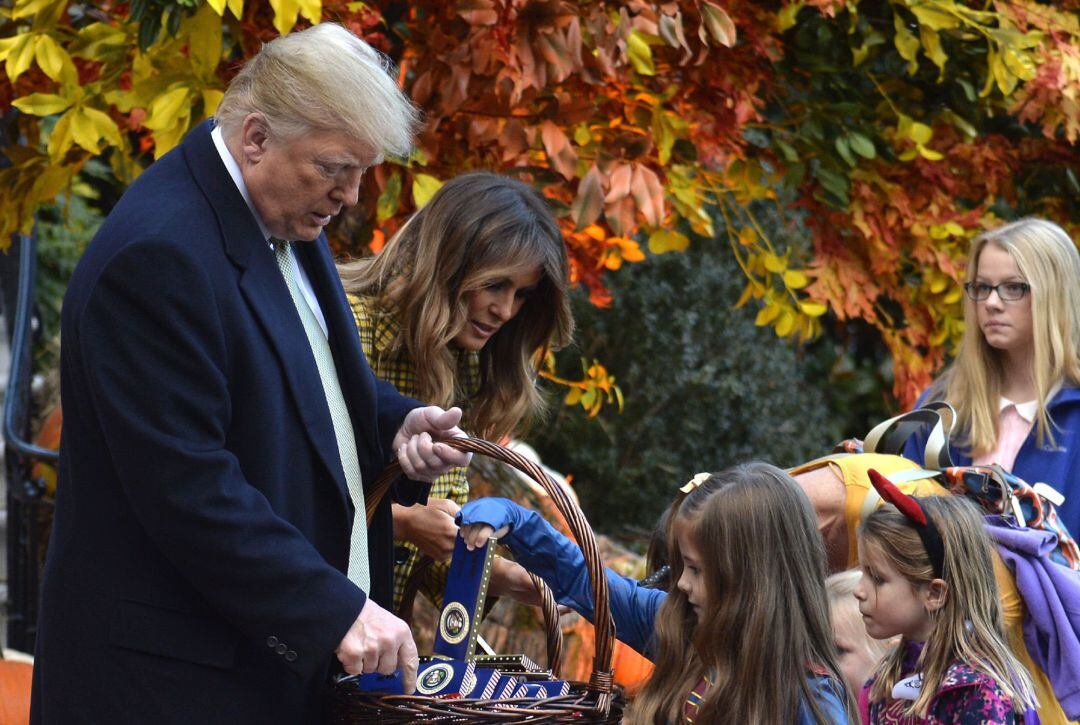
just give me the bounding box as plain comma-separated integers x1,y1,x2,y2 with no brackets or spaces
627,462,856,724
338,172,573,439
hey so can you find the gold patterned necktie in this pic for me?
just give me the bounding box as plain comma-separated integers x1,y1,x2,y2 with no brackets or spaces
273,239,369,592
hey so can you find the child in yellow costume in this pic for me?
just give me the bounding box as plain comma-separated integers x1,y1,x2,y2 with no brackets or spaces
789,452,1074,725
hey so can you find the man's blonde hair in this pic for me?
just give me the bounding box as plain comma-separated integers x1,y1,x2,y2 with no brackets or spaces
215,23,419,159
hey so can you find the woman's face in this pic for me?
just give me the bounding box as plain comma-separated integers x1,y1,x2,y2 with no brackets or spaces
974,244,1033,361
453,266,542,352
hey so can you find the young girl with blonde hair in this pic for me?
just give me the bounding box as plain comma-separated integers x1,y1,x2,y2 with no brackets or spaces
458,462,855,724
907,218,1080,530
826,570,896,696
856,471,1038,722
338,172,573,612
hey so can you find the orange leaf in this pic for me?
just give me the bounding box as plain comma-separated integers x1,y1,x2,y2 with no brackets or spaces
630,164,664,227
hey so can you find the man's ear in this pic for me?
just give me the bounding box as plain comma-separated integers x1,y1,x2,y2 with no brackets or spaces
239,113,270,163
924,578,948,613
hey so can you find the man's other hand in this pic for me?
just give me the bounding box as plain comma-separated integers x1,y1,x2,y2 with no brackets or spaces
335,598,419,694
392,406,472,482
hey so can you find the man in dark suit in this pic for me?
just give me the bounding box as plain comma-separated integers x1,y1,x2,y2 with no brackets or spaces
31,23,470,723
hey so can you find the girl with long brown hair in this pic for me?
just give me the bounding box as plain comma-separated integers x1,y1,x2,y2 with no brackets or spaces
338,172,573,612
855,473,1037,722
458,462,856,723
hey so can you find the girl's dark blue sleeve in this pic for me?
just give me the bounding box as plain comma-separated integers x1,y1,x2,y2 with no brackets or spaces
459,498,663,657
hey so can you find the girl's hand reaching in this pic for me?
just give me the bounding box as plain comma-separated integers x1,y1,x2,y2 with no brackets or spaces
456,497,526,550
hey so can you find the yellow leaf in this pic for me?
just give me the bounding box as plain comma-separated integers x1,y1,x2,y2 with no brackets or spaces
145,85,192,130
33,34,67,81
12,0,60,20
298,0,321,23
755,301,781,326
799,300,828,317
943,287,962,304
201,89,224,118
909,4,960,31
183,3,224,77
738,227,757,246
47,109,76,162
68,107,104,153
775,309,796,336
762,251,786,273
11,92,73,116
777,2,805,32
908,122,933,145
893,14,920,75
206,0,229,14
152,116,191,159
269,0,301,35
11,92,72,117
82,106,123,148
627,31,655,76
919,27,947,78
0,35,23,61
783,269,809,289
7,34,37,83
944,221,964,236
701,1,737,48
564,388,583,406
412,173,444,209
917,144,943,161
647,228,689,254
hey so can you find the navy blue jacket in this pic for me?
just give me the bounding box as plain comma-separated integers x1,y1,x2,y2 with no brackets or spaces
31,121,424,724
903,386,1080,533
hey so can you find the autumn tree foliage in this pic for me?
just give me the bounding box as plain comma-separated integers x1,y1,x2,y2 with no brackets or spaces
2,0,1079,405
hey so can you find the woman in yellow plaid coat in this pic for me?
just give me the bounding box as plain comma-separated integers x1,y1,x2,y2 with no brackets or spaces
339,172,574,614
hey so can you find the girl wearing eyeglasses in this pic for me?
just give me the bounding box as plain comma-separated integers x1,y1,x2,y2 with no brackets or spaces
905,217,1080,533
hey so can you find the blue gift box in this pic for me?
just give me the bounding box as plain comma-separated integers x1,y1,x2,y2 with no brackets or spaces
433,535,496,661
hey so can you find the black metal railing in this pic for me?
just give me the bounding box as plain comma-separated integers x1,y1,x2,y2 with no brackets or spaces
4,230,58,653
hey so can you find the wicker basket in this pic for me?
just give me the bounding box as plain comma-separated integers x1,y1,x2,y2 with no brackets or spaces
327,437,624,723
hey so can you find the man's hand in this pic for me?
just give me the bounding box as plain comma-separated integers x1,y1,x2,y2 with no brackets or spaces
336,598,419,694
392,406,472,482
392,498,461,561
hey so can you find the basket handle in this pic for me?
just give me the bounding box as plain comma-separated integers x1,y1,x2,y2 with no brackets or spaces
365,436,616,709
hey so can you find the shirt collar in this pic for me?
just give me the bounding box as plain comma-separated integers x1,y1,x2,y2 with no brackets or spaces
1001,381,1062,423
211,124,271,243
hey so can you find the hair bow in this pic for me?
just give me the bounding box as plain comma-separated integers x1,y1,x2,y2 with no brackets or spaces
867,468,945,579
679,472,712,494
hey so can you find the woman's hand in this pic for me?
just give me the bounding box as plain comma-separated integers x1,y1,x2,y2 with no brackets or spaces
392,499,461,561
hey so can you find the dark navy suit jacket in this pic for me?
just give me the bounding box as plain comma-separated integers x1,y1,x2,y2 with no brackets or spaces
31,120,424,723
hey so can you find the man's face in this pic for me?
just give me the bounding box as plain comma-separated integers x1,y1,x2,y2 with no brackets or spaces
240,117,379,241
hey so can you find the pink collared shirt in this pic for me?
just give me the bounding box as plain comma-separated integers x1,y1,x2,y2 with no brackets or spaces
973,396,1040,471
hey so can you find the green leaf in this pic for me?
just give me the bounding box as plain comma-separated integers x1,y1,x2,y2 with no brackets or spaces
848,132,876,159
777,2,804,32
376,171,402,222
775,138,799,163
834,135,856,167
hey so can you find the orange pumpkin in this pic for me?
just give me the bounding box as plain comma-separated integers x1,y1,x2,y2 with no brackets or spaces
0,659,33,724
612,640,654,696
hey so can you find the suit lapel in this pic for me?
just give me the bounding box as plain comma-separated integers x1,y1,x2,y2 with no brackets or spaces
182,120,350,505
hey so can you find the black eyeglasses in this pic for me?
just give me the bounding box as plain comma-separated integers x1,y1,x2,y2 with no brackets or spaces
963,281,1031,302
